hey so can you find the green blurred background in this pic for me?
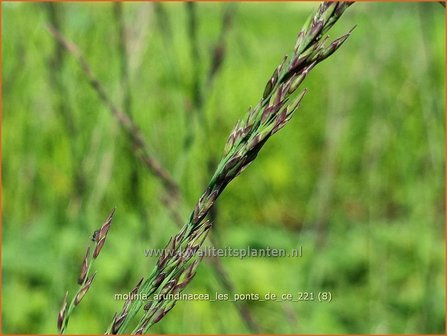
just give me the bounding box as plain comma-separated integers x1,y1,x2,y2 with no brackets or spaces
2,2,445,334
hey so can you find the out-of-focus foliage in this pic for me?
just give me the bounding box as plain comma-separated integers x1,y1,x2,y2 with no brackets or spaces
2,2,445,334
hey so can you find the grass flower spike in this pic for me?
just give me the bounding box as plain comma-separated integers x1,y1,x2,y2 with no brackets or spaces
110,2,354,334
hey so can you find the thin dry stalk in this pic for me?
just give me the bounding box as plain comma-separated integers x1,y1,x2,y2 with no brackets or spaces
113,2,144,212
186,2,202,116
113,2,133,118
183,2,202,150
207,3,236,88
44,3,86,198
184,3,237,238
47,26,179,205
153,2,179,82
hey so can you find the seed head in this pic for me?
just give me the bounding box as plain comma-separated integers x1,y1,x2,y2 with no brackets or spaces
57,291,68,332
74,272,96,305
78,246,90,285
